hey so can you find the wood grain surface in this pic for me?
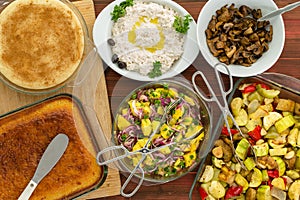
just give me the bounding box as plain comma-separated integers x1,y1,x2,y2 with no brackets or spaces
91,0,300,199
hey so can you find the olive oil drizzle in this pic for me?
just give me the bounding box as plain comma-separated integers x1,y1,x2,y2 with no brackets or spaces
128,16,165,53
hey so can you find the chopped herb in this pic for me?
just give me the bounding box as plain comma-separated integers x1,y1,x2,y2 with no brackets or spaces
148,61,162,78
154,99,161,106
179,161,185,168
144,114,149,119
168,130,173,136
154,117,161,121
192,118,199,125
173,15,193,34
119,0,134,7
111,0,134,22
163,84,169,89
135,120,141,125
121,134,127,141
131,93,137,99
150,91,156,97
189,155,194,159
171,109,176,115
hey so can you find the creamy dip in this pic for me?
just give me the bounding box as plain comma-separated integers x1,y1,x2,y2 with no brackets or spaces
111,1,185,76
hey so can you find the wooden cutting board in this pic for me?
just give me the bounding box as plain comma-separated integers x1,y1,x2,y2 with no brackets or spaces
0,0,121,198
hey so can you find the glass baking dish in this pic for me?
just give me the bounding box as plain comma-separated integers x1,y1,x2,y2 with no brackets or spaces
0,0,93,95
0,94,107,199
189,73,300,200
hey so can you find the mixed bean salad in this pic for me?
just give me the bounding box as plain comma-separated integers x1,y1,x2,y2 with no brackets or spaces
114,83,207,178
198,82,300,200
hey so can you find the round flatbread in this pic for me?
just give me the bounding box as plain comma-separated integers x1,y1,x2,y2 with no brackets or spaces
0,0,84,90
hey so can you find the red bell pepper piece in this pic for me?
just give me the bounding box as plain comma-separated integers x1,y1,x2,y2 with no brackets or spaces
282,176,288,186
248,125,262,142
242,83,270,94
242,85,256,93
221,127,239,136
267,179,273,189
225,186,243,199
199,187,208,200
267,170,279,178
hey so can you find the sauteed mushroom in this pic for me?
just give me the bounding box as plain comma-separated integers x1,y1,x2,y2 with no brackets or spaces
239,5,252,17
252,8,263,19
205,4,273,66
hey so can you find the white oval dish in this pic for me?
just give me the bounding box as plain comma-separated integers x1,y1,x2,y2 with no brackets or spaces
197,0,285,77
93,0,198,81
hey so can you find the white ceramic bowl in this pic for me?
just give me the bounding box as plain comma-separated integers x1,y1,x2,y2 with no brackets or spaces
197,0,285,77
93,0,199,81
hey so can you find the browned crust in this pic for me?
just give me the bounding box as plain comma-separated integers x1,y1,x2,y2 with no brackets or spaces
0,95,102,199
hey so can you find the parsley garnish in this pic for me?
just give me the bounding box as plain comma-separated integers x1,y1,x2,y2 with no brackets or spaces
148,61,162,78
173,15,192,34
111,0,134,22
119,0,133,7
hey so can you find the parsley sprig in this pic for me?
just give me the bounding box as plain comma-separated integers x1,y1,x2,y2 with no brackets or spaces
148,61,162,78
111,0,134,22
173,15,193,34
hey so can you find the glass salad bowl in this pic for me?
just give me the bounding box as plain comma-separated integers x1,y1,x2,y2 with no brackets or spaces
107,79,212,188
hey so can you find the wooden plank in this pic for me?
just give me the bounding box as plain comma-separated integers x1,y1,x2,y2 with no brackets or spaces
69,1,122,199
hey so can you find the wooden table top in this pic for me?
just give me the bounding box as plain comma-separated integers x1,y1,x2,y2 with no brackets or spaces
92,0,300,199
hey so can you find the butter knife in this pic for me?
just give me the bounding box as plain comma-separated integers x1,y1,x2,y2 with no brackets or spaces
259,1,300,21
18,134,69,200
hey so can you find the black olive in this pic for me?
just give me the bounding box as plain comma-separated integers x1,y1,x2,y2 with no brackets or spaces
107,38,115,46
111,54,119,63
117,61,127,69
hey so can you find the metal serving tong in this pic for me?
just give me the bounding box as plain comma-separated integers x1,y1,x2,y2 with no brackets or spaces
192,63,257,169
258,1,300,21
97,98,192,197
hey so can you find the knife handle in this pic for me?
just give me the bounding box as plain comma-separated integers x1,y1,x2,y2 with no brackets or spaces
18,180,37,200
